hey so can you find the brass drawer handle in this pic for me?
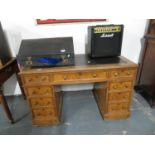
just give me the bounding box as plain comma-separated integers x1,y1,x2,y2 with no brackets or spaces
37,113,41,116
113,85,117,89
127,71,131,75
28,78,32,82
78,72,82,76
32,91,36,94
93,73,97,78
64,75,68,80
125,85,128,88
49,112,53,115
41,77,47,81
35,102,39,105
123,95,128,99
114,72,118,76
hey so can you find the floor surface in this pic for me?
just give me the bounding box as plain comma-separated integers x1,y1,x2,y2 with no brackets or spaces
0,90,155,135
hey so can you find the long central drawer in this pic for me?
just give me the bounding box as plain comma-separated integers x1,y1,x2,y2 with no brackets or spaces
53,70,108,83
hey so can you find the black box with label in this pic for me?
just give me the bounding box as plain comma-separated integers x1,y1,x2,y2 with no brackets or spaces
87,25,124,58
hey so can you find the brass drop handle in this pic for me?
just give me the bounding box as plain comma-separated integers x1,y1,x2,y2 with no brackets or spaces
28,78,32,82
124,95,128,99
37,113,41,116
32,91,36,94
41,77,46,81
78,72,82,78
64,75,68,80
125,85,128,88
93,73,97,78
45,90,49,93
35,101,38,105
127,71,131,75
113,85,117,89
114,72,118,76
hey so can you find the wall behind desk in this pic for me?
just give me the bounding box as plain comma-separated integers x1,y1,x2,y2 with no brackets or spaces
1,19,147,95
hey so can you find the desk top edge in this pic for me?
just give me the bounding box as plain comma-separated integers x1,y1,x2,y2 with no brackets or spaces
19,56,137,74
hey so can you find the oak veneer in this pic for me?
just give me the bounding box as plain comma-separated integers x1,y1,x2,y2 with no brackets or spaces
19,55,137,125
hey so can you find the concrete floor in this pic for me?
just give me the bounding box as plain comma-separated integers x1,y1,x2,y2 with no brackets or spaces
0,90,155,135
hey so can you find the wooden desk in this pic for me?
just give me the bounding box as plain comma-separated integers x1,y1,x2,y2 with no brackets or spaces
0,58,25,123
19,55,137,125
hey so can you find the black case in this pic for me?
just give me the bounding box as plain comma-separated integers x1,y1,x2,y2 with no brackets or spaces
17,37,75,68
87,25,124,58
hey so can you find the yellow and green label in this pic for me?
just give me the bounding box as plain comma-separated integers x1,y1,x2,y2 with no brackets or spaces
94,26,122,33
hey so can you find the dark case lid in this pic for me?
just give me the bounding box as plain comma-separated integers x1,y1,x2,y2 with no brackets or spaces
17,37,74,57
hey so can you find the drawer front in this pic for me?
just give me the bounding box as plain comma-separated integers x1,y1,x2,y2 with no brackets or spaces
26,86,53,96
32,117,59,125
79,71,107,80
108,92,131,102
110,69,136,79
32,108,56,118
29,97,55,108
23,74,49,84
108,102,130,112
53,71,107,83
109,81,132,91
53,72,78,82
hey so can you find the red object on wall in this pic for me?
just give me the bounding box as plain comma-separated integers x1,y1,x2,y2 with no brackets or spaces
36,19,106,24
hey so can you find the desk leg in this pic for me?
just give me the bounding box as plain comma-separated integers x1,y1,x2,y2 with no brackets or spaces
0,87,14,123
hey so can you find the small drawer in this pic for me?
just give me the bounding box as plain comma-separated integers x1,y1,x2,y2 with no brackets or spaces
108,102,130,112
109,81,132,91
23,74,49,84
53,72,78,82
79,71,107,80
110,69,135,79
26,86,53,96
29,97,55,108
108,91,131,102
32,108,56,118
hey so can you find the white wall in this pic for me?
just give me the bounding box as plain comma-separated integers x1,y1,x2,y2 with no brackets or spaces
1,19,147,95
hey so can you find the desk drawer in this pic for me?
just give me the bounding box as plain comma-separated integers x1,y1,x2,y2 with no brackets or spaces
25,86,53,96
29,97,55,108
23,74,50,84
79,71,107,80
109,81,132,91
53,70,107,83
32,107,56,118
110,69,136,79
108,102,130,112
108,91,131,102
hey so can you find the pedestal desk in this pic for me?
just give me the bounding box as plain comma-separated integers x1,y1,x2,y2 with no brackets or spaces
19,55,137,125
